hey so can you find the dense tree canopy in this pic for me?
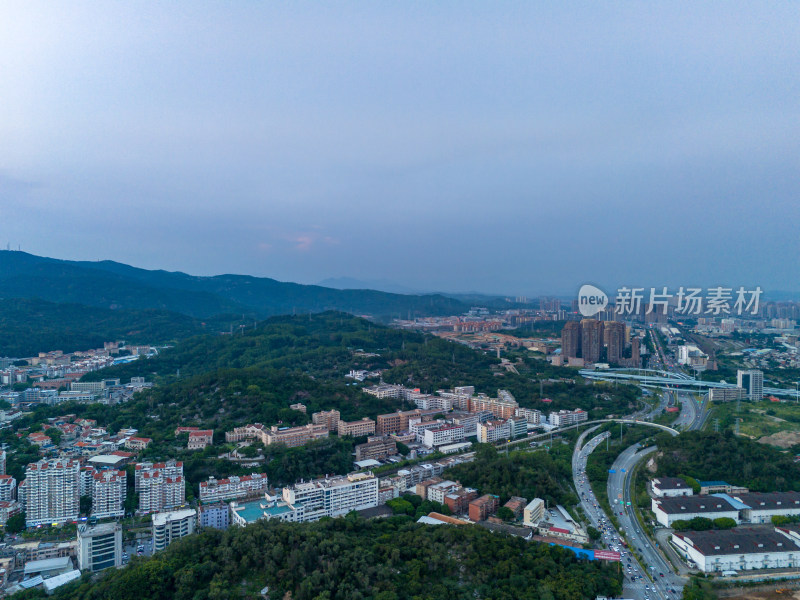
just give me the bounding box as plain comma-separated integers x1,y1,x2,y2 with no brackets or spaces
445,444,577,506
654,430,800,492
16,518,622,600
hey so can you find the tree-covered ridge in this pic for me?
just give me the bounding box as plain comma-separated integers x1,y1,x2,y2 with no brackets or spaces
21,518,622,600
0,298,213,357
87,312,640,418
654,430,800,492
0,250,469,320
444,444,578,506
82,312,424,383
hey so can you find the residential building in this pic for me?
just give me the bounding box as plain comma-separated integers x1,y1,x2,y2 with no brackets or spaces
289,403,307,414
263,424,329,447
507,417,527,439
337,418,376,437
77,523,122,572
477,420,511,444
651,477,693,498
468,395,518,420
187,430,214,450
709,387,746,403
515,407,541,425
423,425,465,449
672,528,800,572
363,384,404,399
152,509,197,552
230,495,305,525
450,410,493,436
523,498,545,526
124,437,152,451
0,500,21,525
92,470,126,519
136,460,185,513
311,410,341,431
0,475,16,502
427,480,460,504
549,409,588,428
737,369,764,401
24,459,81,527
224,424,265,443
652,495,739,527
561,322,581,360
282,472,379,521
354,437,397,462
443,488,478,514
198,503,230,530
504,496,528,520
0,449,5,475
198,473,269,504
469,495,499,522
604,321,626,363
581,319,604,363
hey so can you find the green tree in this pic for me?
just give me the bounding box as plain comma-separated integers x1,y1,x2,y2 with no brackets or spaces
5,512,25,534
496,506,515,521
712,517,737,529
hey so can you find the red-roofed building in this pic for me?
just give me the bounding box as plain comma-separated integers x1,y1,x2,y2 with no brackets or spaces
188,430,214,450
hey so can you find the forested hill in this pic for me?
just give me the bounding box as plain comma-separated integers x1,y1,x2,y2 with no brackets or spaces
654,430,800,492
71,313,640,442
0,250,468,319
0,298,218,357
20,517,622,600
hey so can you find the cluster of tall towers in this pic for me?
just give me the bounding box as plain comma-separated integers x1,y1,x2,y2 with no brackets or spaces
561,319,638,365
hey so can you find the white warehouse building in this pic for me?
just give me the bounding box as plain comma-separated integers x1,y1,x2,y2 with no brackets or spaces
652,495,739,527
671,528,800,573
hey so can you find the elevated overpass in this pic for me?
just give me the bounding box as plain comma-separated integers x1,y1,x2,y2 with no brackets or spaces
579,368,800,399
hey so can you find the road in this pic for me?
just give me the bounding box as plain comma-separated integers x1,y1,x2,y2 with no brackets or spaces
574,427,652,599
608,444,681,600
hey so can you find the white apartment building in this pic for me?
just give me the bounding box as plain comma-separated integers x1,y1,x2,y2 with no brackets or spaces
410,420,446,443
136,461,185,513
477,420,511,444
25,459,81,527
515,407,541,425
422,425,465,449
92,470,126,519
79,467,95,498
549,409,588,428
199,473,269,504
282,472,378,521
77,522,122,572
153,509,197,552
0,475,16,502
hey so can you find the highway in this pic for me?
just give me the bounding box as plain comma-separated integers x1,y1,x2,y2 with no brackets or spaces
573,427,651,599
600,386,709,599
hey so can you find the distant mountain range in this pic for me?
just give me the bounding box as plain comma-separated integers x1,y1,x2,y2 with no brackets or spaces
0,250,471,321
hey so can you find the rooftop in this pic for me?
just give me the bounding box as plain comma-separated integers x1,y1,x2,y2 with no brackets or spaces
674,528,800,556
653,477,690,490
654,495,738,515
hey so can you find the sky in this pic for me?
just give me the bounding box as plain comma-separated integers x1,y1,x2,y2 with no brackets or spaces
1,2,798,296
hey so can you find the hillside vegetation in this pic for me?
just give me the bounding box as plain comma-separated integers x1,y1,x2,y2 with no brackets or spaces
0,298,217,357
0,250,468,320
654,430,800,492
13,518,622,600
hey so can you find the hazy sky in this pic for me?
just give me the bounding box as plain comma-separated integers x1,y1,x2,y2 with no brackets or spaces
1,3,798,296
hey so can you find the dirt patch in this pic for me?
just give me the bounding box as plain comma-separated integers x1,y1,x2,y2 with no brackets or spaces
758,430,800,448
718,591,800,600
